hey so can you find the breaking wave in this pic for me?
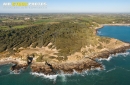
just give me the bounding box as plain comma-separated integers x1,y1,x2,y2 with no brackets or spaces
30,72,58,80
98,51,130,62
10,70,21,74
106,68,116,73
30,66,104,82
30,51,130,82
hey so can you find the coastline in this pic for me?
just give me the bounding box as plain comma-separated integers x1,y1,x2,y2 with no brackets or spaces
30,24,130,74
0,24,130,75
103,24,130,26
95,23,130,35
0,57,27,66
95,23,130,30
0,60,17,66
30,43,130,75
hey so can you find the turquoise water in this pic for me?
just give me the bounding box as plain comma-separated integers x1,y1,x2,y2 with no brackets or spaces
1,26,130,85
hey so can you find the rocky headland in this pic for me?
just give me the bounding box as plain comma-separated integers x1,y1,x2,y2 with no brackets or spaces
0,24,130,75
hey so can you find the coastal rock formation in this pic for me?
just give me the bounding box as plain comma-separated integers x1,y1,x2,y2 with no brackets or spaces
92,45,130,59
10,56,33,72
0,24,130,75
31,58,102,75
7,38,130,74
11,64,28,71
30,44,130,74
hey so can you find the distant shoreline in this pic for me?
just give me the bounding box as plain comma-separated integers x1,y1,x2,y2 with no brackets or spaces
103,24,130,26
95,24,130,30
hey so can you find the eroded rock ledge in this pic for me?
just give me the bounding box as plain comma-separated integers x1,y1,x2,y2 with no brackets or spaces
11,44,130,74
1,24,130,75
31,59,102,75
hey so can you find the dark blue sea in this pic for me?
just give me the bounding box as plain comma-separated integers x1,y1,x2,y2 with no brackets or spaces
0,25,130,85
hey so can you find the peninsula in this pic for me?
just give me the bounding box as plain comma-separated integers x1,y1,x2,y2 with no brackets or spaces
0,13,130,74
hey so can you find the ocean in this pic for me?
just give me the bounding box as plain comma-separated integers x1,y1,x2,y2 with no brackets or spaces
0,25,130,85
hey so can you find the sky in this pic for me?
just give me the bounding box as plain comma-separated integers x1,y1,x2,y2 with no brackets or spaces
0,0,130,13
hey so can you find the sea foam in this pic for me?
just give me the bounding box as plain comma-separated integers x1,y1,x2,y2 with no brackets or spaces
30,72,58,80
106,68,116,73
10,70,21,74
30,67,103,81
30,51,130,80
98,51,130,62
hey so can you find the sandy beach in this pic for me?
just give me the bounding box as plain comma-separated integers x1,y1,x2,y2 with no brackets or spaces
0,57,26,66
103,24,130,26
95,23,130,30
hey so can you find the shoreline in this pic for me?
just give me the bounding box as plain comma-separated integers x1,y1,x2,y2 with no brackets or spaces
31,44,130,75
0,24,130,75
0,57,27,66
95,23,130,30
0,60,17,66
30,24,130,74
1,44,130,75
95,23,130,36
103,24,130,26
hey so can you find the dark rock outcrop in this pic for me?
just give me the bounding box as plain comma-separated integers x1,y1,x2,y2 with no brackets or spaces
31,44,130,75
10,55,33,72
10,44,130,75
31,59,102,75
27,56,33,65
11,63,28,71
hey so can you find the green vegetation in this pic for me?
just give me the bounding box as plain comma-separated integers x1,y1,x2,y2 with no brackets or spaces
0,13,130,60
0,21,96,56
1,14,130,30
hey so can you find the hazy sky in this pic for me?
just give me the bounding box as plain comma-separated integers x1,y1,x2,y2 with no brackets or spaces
0,0,130,13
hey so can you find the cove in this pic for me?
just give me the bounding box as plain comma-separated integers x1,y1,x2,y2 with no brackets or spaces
97,25,130,43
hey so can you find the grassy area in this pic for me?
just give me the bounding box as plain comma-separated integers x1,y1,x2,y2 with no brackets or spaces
0,25,29,29
12,25,28,29
33,19,51,24
0,26,9,30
